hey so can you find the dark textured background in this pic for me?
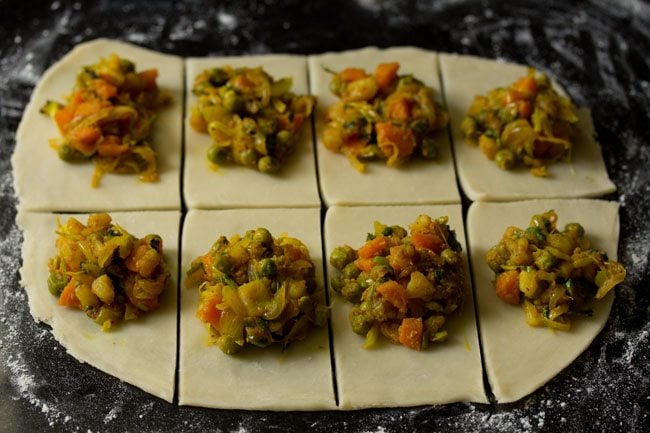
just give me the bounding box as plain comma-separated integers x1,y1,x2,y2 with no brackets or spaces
1,1,648,432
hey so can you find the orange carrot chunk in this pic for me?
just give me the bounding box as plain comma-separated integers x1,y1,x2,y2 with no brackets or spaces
398,317,423,350
513,76,538,97
410,231,445,254
197,295,222,329
58,280,80,308
357,235,389,259
374,62,399,90
377,280,408,313
375,122,416,157
495,270,521,305
340,67,367,82
137,69,159,91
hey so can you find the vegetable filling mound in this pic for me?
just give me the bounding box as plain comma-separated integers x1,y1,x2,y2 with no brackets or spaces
460,69,578,177
41,54,170,187
47,213,170,330
185,228,328,354
486,210,626,330
190,66,316,173
323,63,449,172
329,215,466,351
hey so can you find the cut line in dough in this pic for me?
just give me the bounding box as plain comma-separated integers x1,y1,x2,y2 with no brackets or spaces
184,55,321,209
17,210,180,402
439,53,616,202
309,47,460,207
178,208,336,410
467,199,619,403
324,205,487,409
12,38,184,212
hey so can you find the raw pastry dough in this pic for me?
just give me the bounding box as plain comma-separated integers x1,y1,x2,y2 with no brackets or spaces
17,210,180,402
12,38,183,212
324,205,487,409
309,47,460,206
178,208,335,410
184,56,320,209
439,53,616,201
467,199,619,402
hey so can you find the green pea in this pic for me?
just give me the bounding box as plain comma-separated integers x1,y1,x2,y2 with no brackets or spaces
258,156,281,173
495,149,515,169
239,149,258,167
440,248,459,265
390,225,407,239
349,307,372,335
58,144,86,162
276,130,291,144
214,253,232,274
217,335,241,355
209,68,229,87
420,138,438,159
259,258,277,278
342,262,361,280
120,59,135,73
298,295,312,313
564,223,585,238
534,249,556,271
330,275,344,293
222,89,242,113
207,146,228,165
47,271,68,296
253,228,273,247
329,245,356,270
341,280,364,303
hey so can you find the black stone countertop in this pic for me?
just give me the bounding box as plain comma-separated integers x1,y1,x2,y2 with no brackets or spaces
1,1,648,432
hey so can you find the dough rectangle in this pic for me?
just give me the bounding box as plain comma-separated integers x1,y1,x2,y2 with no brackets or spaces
178,208,336,410
12,39,183,212
184,55,321,209
309,47,460,206
439,53,616,202
324,205,487,409
17,210,181,402
467,199,619,402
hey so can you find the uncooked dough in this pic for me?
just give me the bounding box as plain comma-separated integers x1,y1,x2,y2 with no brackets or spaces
17,210,180,402
439,53,616,202
12,38,183,212
467,199,619,403
178,208,336,410
184,55,320,209
324,205,487,409
309,47,460,206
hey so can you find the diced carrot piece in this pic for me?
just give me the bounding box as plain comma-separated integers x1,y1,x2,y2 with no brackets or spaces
340,67,367,82
200,253,215,281
517,100,533,118
58,279,80,308
96,136,129,157
375,122,416,157
374,62,399,90
137,69,159,91
93,79,118,99
197,295,222,329
230,74,253,92
354,257,375,273
376,280,408,313
54,107,74,130
505,88,523,105
358,235,389,259
386,97,412,122
398,317,423,350
410,231,445,254
513,76,538,97
68,126,101,154
495,270,521,305
73,100,103,118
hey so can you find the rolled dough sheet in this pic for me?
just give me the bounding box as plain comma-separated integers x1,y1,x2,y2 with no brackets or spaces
324,205,487,409
309,47,460,206
178,208,336,410
184,55,320,209
17,210,180,402
12,38,183,212
467,199,619,403
439,53,616,202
